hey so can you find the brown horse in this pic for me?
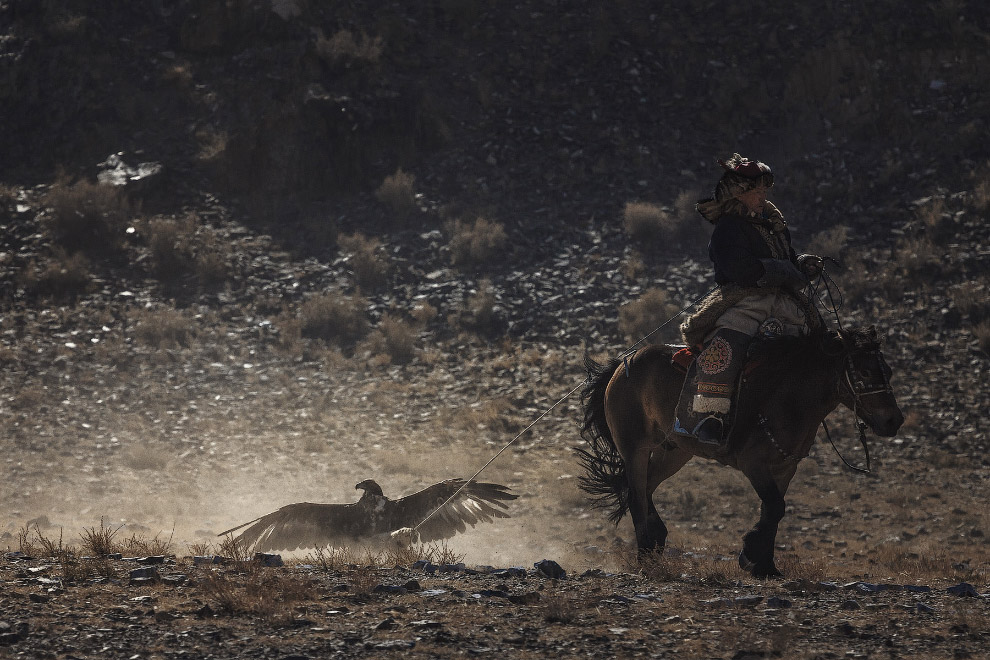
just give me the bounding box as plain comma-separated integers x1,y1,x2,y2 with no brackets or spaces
578,326,903,578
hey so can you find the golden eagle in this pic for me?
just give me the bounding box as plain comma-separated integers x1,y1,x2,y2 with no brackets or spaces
218,478,517,552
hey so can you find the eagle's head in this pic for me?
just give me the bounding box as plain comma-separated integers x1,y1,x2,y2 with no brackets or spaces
355,479,384,498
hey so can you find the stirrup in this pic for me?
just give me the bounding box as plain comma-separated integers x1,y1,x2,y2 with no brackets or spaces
695,416,725,446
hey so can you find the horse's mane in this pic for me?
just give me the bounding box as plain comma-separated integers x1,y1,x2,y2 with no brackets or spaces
744,326,880,382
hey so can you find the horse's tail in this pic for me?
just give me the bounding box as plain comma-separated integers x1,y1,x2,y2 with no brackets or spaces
575,353,629,524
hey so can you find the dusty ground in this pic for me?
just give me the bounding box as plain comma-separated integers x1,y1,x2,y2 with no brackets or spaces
3,2,990,658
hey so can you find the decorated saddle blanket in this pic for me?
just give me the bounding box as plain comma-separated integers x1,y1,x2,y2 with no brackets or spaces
670,345,764,377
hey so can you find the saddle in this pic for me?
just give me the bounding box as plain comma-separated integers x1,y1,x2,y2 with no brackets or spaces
670,345,765,378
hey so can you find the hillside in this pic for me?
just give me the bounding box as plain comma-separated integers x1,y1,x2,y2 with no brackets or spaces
0,1,989,657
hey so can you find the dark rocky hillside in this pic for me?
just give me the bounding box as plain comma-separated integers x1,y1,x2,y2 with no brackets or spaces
0,2,989,657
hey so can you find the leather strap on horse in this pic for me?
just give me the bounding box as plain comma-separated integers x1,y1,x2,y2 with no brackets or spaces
821,419,872,474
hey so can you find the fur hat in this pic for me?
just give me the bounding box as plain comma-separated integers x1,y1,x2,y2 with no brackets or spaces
696,153,775,223
713,153,774,202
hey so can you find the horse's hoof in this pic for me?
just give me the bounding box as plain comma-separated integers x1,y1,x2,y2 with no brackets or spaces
739,551,782,579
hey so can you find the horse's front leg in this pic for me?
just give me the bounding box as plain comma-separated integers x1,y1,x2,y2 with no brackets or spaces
738,461,795,579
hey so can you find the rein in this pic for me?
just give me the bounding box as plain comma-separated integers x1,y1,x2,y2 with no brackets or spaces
809,264,893,474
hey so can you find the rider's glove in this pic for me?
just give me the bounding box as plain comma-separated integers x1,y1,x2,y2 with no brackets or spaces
757,258,809,291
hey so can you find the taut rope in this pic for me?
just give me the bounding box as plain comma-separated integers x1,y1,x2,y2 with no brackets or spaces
411,285,716,534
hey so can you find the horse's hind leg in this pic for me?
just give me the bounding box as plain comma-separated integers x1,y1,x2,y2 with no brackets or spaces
623,443,667,555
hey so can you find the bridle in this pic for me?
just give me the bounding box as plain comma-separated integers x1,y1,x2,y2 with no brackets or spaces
821,337,893,474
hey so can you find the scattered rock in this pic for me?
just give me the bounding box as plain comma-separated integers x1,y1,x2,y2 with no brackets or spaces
534,559,566,579
253,553,284,567
946,583,979,598
507,592,540,605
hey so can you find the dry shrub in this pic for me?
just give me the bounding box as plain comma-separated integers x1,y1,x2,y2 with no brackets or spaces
869,541,959,579
639,550,686,583
20,249,91,300
950,281,989,323
542,590,579,624
895,235,941,280
148,215,195,280
63,557,116,583
315,29,383,65
147,215,230,289
299,292,370,347
973,320,990,355
80,518,122,557
914,196,953,242
195,127,228,161
411,302,438,326
623,202,673,244
694,553,737,587
618,287,682,344
16,525,39,556
131,306,196,349
457,278,502,336
33,525,68,559
776,553,831,583
448,217,507,269
805,225,850,260
375,168,418,219
338,233,388,290
119,531,173,557
379,313,417,364
43,176,132,254
217,533,252,562
195,231,231,290
188,541,214,557
972,167,990,211
307,545,351,572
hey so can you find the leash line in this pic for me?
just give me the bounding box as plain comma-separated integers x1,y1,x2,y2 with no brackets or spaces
412,285,716,533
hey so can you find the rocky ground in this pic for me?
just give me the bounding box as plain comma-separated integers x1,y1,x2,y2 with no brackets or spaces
2,1,989,658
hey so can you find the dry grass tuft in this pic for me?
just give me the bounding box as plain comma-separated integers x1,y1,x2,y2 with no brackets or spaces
119,530,174,557
299,292,370,347
639,550,686,583
79,518,122,557
316,29,383,65
19,248,92,300
776,552,832,583
448,217,508,269
805,225,850,260
131,306,197,349
42,176,132,255
375,168,418,219
217,533,252,563
338,232,389,290
542,590,580,624
377,313,418,364
623,201,674,244
306,545,352,572
867,540,975,580
456,278,502,335
973,320,990,355
618,287,682,344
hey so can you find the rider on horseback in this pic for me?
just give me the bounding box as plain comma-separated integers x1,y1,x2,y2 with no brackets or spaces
674,153,824,448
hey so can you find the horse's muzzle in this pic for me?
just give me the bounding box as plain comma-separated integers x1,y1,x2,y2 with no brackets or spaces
870,408,904,437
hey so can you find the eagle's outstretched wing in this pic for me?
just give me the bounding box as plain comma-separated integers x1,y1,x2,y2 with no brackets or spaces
218,478,517,552
386,479,518,543
217,501,367,552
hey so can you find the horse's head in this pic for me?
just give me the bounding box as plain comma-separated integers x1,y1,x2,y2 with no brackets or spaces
832,326,904,437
